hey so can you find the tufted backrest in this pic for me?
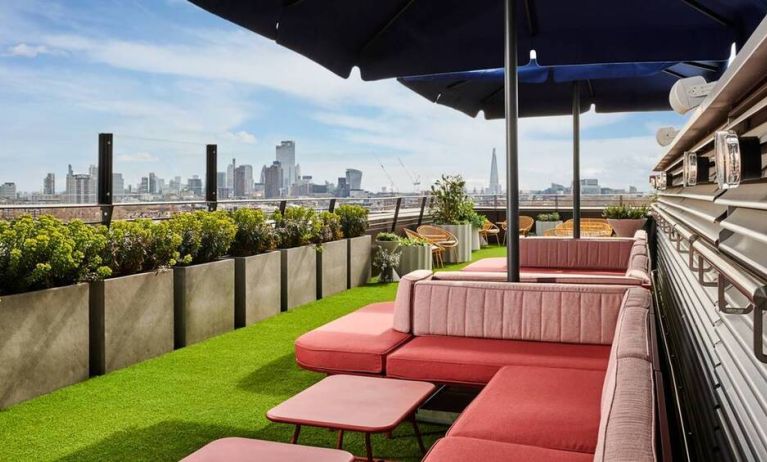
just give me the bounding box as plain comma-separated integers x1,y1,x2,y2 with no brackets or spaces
519,237,635,271
392,270,433,333
410,281,628,344
625,241,651,286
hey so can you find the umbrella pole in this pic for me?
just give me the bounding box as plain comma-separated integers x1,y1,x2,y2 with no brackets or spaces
572,83,581,239
504,0,520,282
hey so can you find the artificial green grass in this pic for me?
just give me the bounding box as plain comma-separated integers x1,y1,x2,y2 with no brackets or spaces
0,246,506,462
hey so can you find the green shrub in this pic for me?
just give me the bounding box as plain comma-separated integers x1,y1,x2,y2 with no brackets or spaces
334,204,368,238
229,209,277,257
0,215,111,295
317,211,343,243
273,206,321,248
430,175,474,225
462,210,486,229
602,205,649,220
536,212,561,222
103,219,181,277
169,211,236,265
375,232,399,242
398,237,429,247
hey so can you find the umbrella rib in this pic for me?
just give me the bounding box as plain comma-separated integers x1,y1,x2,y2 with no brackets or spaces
357,0,417,58
682,61,720,72
678,0,732,27
523,0,538,36
585,80,595,98
663,68,687,79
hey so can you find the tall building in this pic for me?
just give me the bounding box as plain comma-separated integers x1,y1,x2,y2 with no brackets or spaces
66,164,95,203
88,164,98,201
226,158,235,190
148,172,158,194
276,141,296,190
139,177,149,194
345,169,362,191
337,177,349,197
188,176,203,196
488,148,501,195
112,173,125,200
217,172,229,199
580,178,601,195
234,164,254,197
0,182,16,199
43,173,55,195
264,161,283,199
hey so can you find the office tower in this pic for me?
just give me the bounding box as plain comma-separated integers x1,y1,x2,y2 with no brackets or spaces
337,177,348,197
264,161,283,199
188,176,203,196
112,173,125,200
88,164,98,202
226,158,235,190
345,168,362,191
148,172,158,194
0,182,17,199
217,172,228,199
234,164,254,197
140,177,149,194
580,178,601,195
71,174,92,203
43,173,55,195
276,141,296,190
488,148,501,195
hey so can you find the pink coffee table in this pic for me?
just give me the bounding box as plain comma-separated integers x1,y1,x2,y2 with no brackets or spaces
267,375,436,461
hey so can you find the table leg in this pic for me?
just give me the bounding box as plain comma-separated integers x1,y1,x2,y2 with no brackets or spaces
336,429,344,449
411,416,426,454
291,425,301,444
364,432,373,462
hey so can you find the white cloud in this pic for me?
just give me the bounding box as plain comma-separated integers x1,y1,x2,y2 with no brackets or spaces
223,130,257,144
5,43,53,58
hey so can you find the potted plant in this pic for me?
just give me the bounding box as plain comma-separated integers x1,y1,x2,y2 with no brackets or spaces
535,212,562,236
91,219,180,375
603,205,649,237
397,237,432,275
373,247,401,283
230,208,280,328
335,204,371,288
0,215,110,409
316,211,347,299
273,206,321,311
463,210,486,251
430,175,472,263
169,211,237,348
375,232,400,253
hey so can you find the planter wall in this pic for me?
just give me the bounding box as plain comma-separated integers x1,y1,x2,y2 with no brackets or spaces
235,251,281,328
536,220,562,236
608,218,648,237
348,235,372,288
317,239,348,299
471,229,481,250
442,223,472,263
398,245,432,276
281,245,317,311
174,259,235,348
0,284,89,409
90,271,174,375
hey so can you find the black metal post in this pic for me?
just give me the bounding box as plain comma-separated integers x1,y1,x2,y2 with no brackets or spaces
417,196,428,227
98,133,113,226
504,0,520,282
328,198,337,213
278,200,287,215
205,144,217,211
572,83,581,239
391,197,402,233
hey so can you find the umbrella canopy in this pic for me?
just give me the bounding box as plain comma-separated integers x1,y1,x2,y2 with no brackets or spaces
189,0,763,81
398,60,728,118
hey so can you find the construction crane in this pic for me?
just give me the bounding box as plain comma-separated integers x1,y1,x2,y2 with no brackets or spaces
378,161,398,194
397,157,421,192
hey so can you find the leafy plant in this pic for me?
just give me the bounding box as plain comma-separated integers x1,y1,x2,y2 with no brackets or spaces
602,205,649,219
229,208,277,257
169,211,237,265
317,211,343,243
463,210,486,229
272,206,321,248
429,175,474,225
398,237,430,247
375,232,399,242
373,246,400,283
103,219,181,276
334,204,368,238
0,215,111,295
536,212,561,222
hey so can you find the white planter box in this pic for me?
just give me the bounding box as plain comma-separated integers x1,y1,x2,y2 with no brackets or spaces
317,239,348,299
535,220,562,236
398,245,432,276
608,218,647,237
281,245,317,311
235,251,281,327
441,223,472,263
471,229,481,250
348,235,372,288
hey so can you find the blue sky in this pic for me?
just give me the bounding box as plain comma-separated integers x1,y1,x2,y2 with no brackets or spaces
0,0,691,194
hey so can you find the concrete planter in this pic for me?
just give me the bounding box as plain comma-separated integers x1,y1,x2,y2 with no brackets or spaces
536,220,562,236
281,245,317,311
398,245,432,276
90,271,174,375
442,223,472,263
317,239,348,299
375,239,400,253
471,229,481,250
174,259,235,348
348,235,372,288
235,251,281,328
608,218,647,237
0,284,89,409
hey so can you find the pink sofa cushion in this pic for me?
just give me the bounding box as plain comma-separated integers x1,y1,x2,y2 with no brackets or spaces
423,437,593,462
181,437,354,462
610,289,652,361
393,270,433,333
411,281,626,345
295,302,411,374
386,335,611,385
436,270,645,286
462,258,627,275
518,237,635,271
448,365,604,454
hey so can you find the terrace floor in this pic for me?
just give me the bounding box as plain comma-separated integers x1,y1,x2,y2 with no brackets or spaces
0,245,506,462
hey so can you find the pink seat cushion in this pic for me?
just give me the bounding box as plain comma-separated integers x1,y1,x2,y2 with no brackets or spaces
423,437,593,462
385,335,611,386
463,258,625,276
448,365,605,454
295,302,411,374
181,437,354,462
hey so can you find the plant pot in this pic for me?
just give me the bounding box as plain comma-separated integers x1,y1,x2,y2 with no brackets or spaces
317,239,348,299
235,251,281,328
348,235,372,288
535,220,562,236
471,229,481,250
0,284,89,409
375,240,399,253
281,245,317,311
398,245,432,276
608,218,647,237
441,223,472,263
90,271,174,375
174,259,235,348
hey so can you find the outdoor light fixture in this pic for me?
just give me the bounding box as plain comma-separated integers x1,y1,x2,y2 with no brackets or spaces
670,76,717,114
656,127,679,146
649,171,668,190
683,151,709,186
714,130,762,189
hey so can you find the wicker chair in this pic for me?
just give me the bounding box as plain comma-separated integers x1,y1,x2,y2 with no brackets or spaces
478,219,501,246
564,218,609,225
544,221,613,237
499,215,534,244
404,228,445,267
417,225,458,267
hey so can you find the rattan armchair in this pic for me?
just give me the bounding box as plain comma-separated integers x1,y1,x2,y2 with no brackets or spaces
499,215,534,244
404,227,446,267
416,225,458,267
479,219,501,246
544,221,613,237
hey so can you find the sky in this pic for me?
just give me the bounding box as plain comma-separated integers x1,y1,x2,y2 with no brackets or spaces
0,0,691,194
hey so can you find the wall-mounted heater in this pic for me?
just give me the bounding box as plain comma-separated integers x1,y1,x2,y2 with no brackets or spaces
714,130,762,189
683,151,709,186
